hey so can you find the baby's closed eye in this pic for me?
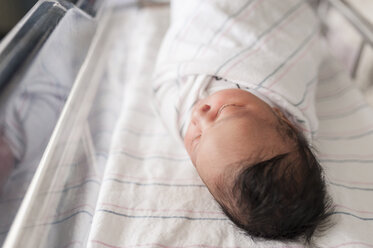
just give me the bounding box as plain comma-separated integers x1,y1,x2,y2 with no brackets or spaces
217,104,243,118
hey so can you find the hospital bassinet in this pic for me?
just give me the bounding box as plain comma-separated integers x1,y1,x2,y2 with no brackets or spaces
0,0,373,247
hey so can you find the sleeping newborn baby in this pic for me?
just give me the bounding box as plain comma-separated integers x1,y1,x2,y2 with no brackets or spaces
183,83,332,243
153,0,333,243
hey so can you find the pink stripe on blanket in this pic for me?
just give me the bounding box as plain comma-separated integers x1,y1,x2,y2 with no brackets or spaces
329,242,373,248
266,36,318,89
213,0,264,46
192,0,264,58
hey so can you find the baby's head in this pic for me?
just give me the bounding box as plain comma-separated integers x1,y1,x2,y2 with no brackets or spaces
184,89,333,243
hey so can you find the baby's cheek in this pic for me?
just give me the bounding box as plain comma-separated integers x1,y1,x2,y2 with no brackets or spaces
184,123,194,154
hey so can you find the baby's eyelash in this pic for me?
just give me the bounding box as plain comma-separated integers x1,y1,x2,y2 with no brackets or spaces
217,104,238,116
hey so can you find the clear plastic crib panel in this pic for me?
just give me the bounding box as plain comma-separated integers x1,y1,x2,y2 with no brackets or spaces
0,1,100,246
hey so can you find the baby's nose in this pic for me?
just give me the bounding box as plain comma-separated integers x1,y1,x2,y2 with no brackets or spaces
192,103,213,128
200,104,211,112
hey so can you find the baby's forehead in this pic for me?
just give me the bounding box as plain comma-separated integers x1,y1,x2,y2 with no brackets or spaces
206,112,282,145
211,107,275,130
202,121,286,158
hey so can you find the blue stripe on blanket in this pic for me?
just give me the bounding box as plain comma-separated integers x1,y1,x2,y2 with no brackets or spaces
215,0,306,75
333,212,373,221
294,76,317,106
328,182,373,192
192,0,258,58
255,26,318,88
0,210,94,235
98,209,227,221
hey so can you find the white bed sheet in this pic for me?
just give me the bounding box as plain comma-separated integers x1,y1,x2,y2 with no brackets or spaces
85,4,373,248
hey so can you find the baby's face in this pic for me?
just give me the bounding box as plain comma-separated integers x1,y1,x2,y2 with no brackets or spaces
184,89,292,194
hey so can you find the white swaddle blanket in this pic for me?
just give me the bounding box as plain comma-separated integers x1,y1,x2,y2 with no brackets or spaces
82,2,373,247
153,0,323,143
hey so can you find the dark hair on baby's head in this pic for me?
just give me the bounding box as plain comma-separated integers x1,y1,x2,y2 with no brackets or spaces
214,117,334,244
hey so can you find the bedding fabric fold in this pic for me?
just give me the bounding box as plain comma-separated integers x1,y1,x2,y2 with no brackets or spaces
153,0,324,143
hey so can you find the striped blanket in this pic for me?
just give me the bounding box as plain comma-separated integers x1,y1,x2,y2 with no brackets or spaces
1,1,373,247
153,0,323,143
88,1,373,248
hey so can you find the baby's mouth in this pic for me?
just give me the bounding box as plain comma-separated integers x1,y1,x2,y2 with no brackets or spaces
192,134,201,144
190,134,201,164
